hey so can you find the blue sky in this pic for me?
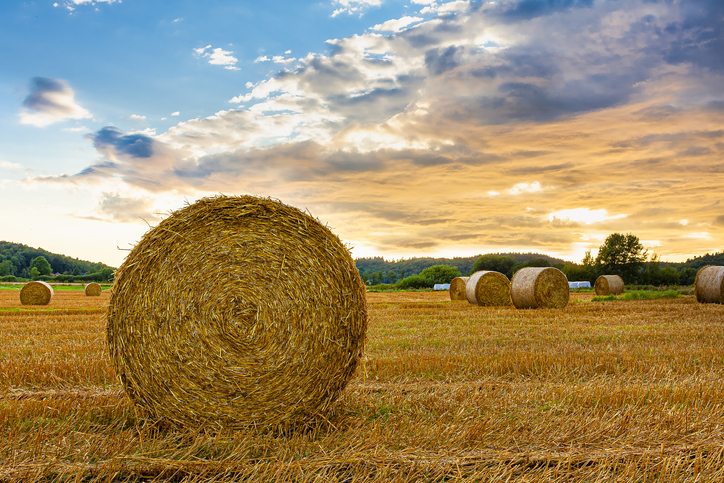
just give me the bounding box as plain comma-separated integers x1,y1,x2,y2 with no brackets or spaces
1,0,723,267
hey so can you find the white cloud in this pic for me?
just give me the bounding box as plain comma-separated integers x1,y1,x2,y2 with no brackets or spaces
685,232,710,239
411,0,436,4
548,209,627,225
508,182,541,195
255,55,270,63
272,55,297,64
0,161,24,171
127,114,147,121
19,77,92,127
171,111,180,116
331,0,381,17
371,16,423,32
194,45,240,71
487,190,500,196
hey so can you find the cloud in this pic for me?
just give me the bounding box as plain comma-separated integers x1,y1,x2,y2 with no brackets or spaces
194,45,240,70
19,77,91,127
171,111,180,116
94,192,162,223
89,127,154,158
56,0,118,11
127,114,147,121
372,16,423,32
331,0,381,17
0,161,24,171
508,181,542,195
36,0,724,262
548,208,627,225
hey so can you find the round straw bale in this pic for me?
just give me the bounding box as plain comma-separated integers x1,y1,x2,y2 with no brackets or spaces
84,282,102,296
511,267,569,309
695,265,724,304
106,195,367,429
465,271,511,306
20,281,54,306
594,275,624,296
449,276,469,301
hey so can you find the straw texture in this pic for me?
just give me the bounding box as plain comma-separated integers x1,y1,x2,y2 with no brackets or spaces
511,267,569,309
84,282,102,296
448,277,469,301
19,281,54,306
695,266,724,304
594,275,624,296
464,271,511,306
106,195,368,429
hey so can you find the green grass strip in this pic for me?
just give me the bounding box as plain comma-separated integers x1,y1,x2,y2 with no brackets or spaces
592,290,680,302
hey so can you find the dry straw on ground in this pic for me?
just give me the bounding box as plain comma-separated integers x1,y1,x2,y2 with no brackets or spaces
595,274,625,296
448,276,469,301
19,281,54,305
464,271,511,306
84,283,102,297
511,267,569,309
106,195,368,429
695,265,724,304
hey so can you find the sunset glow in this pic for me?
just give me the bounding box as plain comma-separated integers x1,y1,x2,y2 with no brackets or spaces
1,0,722,266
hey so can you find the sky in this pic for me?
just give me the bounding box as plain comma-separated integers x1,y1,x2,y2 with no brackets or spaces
1,0,723,268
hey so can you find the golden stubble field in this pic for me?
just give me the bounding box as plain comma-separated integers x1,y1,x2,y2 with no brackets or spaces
1,288,724,481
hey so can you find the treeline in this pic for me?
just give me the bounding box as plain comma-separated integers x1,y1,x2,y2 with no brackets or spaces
357,234,724,288
356,252,565,285
0,241,115,282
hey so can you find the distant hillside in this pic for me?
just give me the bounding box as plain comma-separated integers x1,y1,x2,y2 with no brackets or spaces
355,252,567,280
0,241,115,280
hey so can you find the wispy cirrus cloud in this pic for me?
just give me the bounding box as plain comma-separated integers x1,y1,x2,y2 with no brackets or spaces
19,77,91,127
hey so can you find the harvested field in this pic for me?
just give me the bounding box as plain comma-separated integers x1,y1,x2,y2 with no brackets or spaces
2,288,724,481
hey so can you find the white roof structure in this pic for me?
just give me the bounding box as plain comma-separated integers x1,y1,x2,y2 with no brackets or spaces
568,281,591,288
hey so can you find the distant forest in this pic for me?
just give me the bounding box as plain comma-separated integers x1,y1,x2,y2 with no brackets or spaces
355,251,724,286
0,241,115,281
356,253,565,283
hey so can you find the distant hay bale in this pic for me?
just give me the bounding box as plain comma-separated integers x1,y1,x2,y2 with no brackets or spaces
106,195,368,429
449,277,469,301
695,266,724,304
594,275,624,296
20,281,54,306
84,282,102,296
511,267,569,309
465,271,511,306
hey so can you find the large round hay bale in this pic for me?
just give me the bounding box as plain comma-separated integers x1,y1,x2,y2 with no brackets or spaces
106,195,368,429
19,281,54,306
85,282,102,296
511,267,569,309
465,271,511,306
695,266,724,304
594,275,624,296
449,276,469,301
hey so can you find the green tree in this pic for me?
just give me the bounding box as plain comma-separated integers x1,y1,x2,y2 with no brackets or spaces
396,275,432,289
370,271,383,285
473,254,516,278
387,270,398,284
419,264,461,284
0,260,13,276
72,265,82,276
98,267,114,281
30,256,52,276
595,233,647,283
29,267,40,280
679,267,698,286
